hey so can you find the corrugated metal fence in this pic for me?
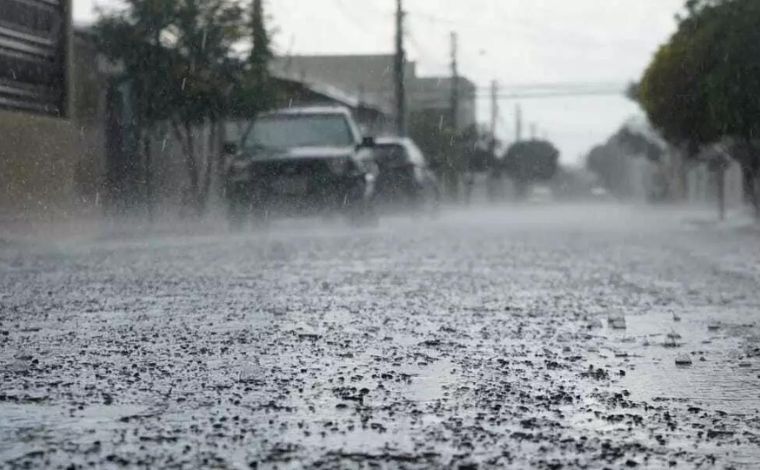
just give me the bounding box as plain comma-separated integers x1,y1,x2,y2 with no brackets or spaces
0,0,69,116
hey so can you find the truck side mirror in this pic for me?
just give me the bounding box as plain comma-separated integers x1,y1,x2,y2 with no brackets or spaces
360,136,376,148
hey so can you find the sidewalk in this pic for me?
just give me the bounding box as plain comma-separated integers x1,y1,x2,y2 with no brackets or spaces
679,204,760,232
0,209,232,247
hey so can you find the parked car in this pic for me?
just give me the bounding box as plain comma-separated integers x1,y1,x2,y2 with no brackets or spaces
224,106,379,228
373,137,440,214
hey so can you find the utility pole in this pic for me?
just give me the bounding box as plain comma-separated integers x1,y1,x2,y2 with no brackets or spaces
490,80,498,139
394,0,406,136
449,32,459,132
530,123,537,140
487,79,500,203
515,104,522,142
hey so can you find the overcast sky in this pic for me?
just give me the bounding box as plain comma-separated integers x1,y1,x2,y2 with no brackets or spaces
73,0,685,165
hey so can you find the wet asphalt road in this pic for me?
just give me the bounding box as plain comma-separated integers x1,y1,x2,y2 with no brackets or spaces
1,205,760,469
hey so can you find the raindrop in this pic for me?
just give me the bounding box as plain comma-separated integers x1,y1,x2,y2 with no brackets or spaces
608,314,626,330
675,354,692,366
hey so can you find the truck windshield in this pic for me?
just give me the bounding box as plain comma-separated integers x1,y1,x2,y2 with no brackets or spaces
245,114,354,149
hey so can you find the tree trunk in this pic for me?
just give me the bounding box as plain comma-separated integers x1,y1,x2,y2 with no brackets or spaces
717,166,725,221
144,128,154,222
514,180,529,200
172,121,198,216
199,120,216,214
218,121,229,200
753,170,760,221
739,139,760,221
445,170,460,202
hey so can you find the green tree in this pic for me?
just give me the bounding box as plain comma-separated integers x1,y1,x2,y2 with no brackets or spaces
638,0,760,215
502,140,559,197
408,111,461,200
409,114,496,202
94,0,179,211
700,0,760,215
95,0,247,215
229,0,278,140
459,125,498,173
585,124,665,200
637,15,718,154
167,0,246,213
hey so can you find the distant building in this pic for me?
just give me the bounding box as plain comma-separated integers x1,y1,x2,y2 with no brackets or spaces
409,76,477,131
272,54,406,116
227,74,391,141
271,54,478,134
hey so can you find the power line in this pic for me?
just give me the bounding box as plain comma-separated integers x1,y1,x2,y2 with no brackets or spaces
450,32,459,130
329,0,628,95
365,87,626,100
490,80,498,138
405,7,603,48
356,81,627,93
412,89,626,104
485,89,626,99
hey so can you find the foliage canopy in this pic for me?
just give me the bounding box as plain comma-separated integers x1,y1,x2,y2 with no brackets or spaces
638,0,760,153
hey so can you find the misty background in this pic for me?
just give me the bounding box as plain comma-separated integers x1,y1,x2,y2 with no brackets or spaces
73,0,685,165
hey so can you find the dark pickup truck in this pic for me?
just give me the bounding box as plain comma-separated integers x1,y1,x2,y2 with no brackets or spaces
224,107,379,228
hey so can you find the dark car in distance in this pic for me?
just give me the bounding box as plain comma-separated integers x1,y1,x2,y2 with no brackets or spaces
373,137,440,214
224,107,379,228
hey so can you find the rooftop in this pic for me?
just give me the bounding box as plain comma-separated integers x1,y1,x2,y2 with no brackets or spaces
262,105,353,117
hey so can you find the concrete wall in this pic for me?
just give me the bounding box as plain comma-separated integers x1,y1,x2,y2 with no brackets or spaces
686,159,744,208
0,31,108,220
0,112,80,218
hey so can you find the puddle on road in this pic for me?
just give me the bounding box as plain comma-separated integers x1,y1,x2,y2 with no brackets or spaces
0,402,148,461
403,359,457,403
260,347,460,461
601,307,760,410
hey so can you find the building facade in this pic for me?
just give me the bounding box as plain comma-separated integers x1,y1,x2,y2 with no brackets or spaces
272,54,478,134
409,76,477,132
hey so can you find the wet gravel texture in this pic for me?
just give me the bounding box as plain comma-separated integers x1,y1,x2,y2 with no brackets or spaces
1,205,760,469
